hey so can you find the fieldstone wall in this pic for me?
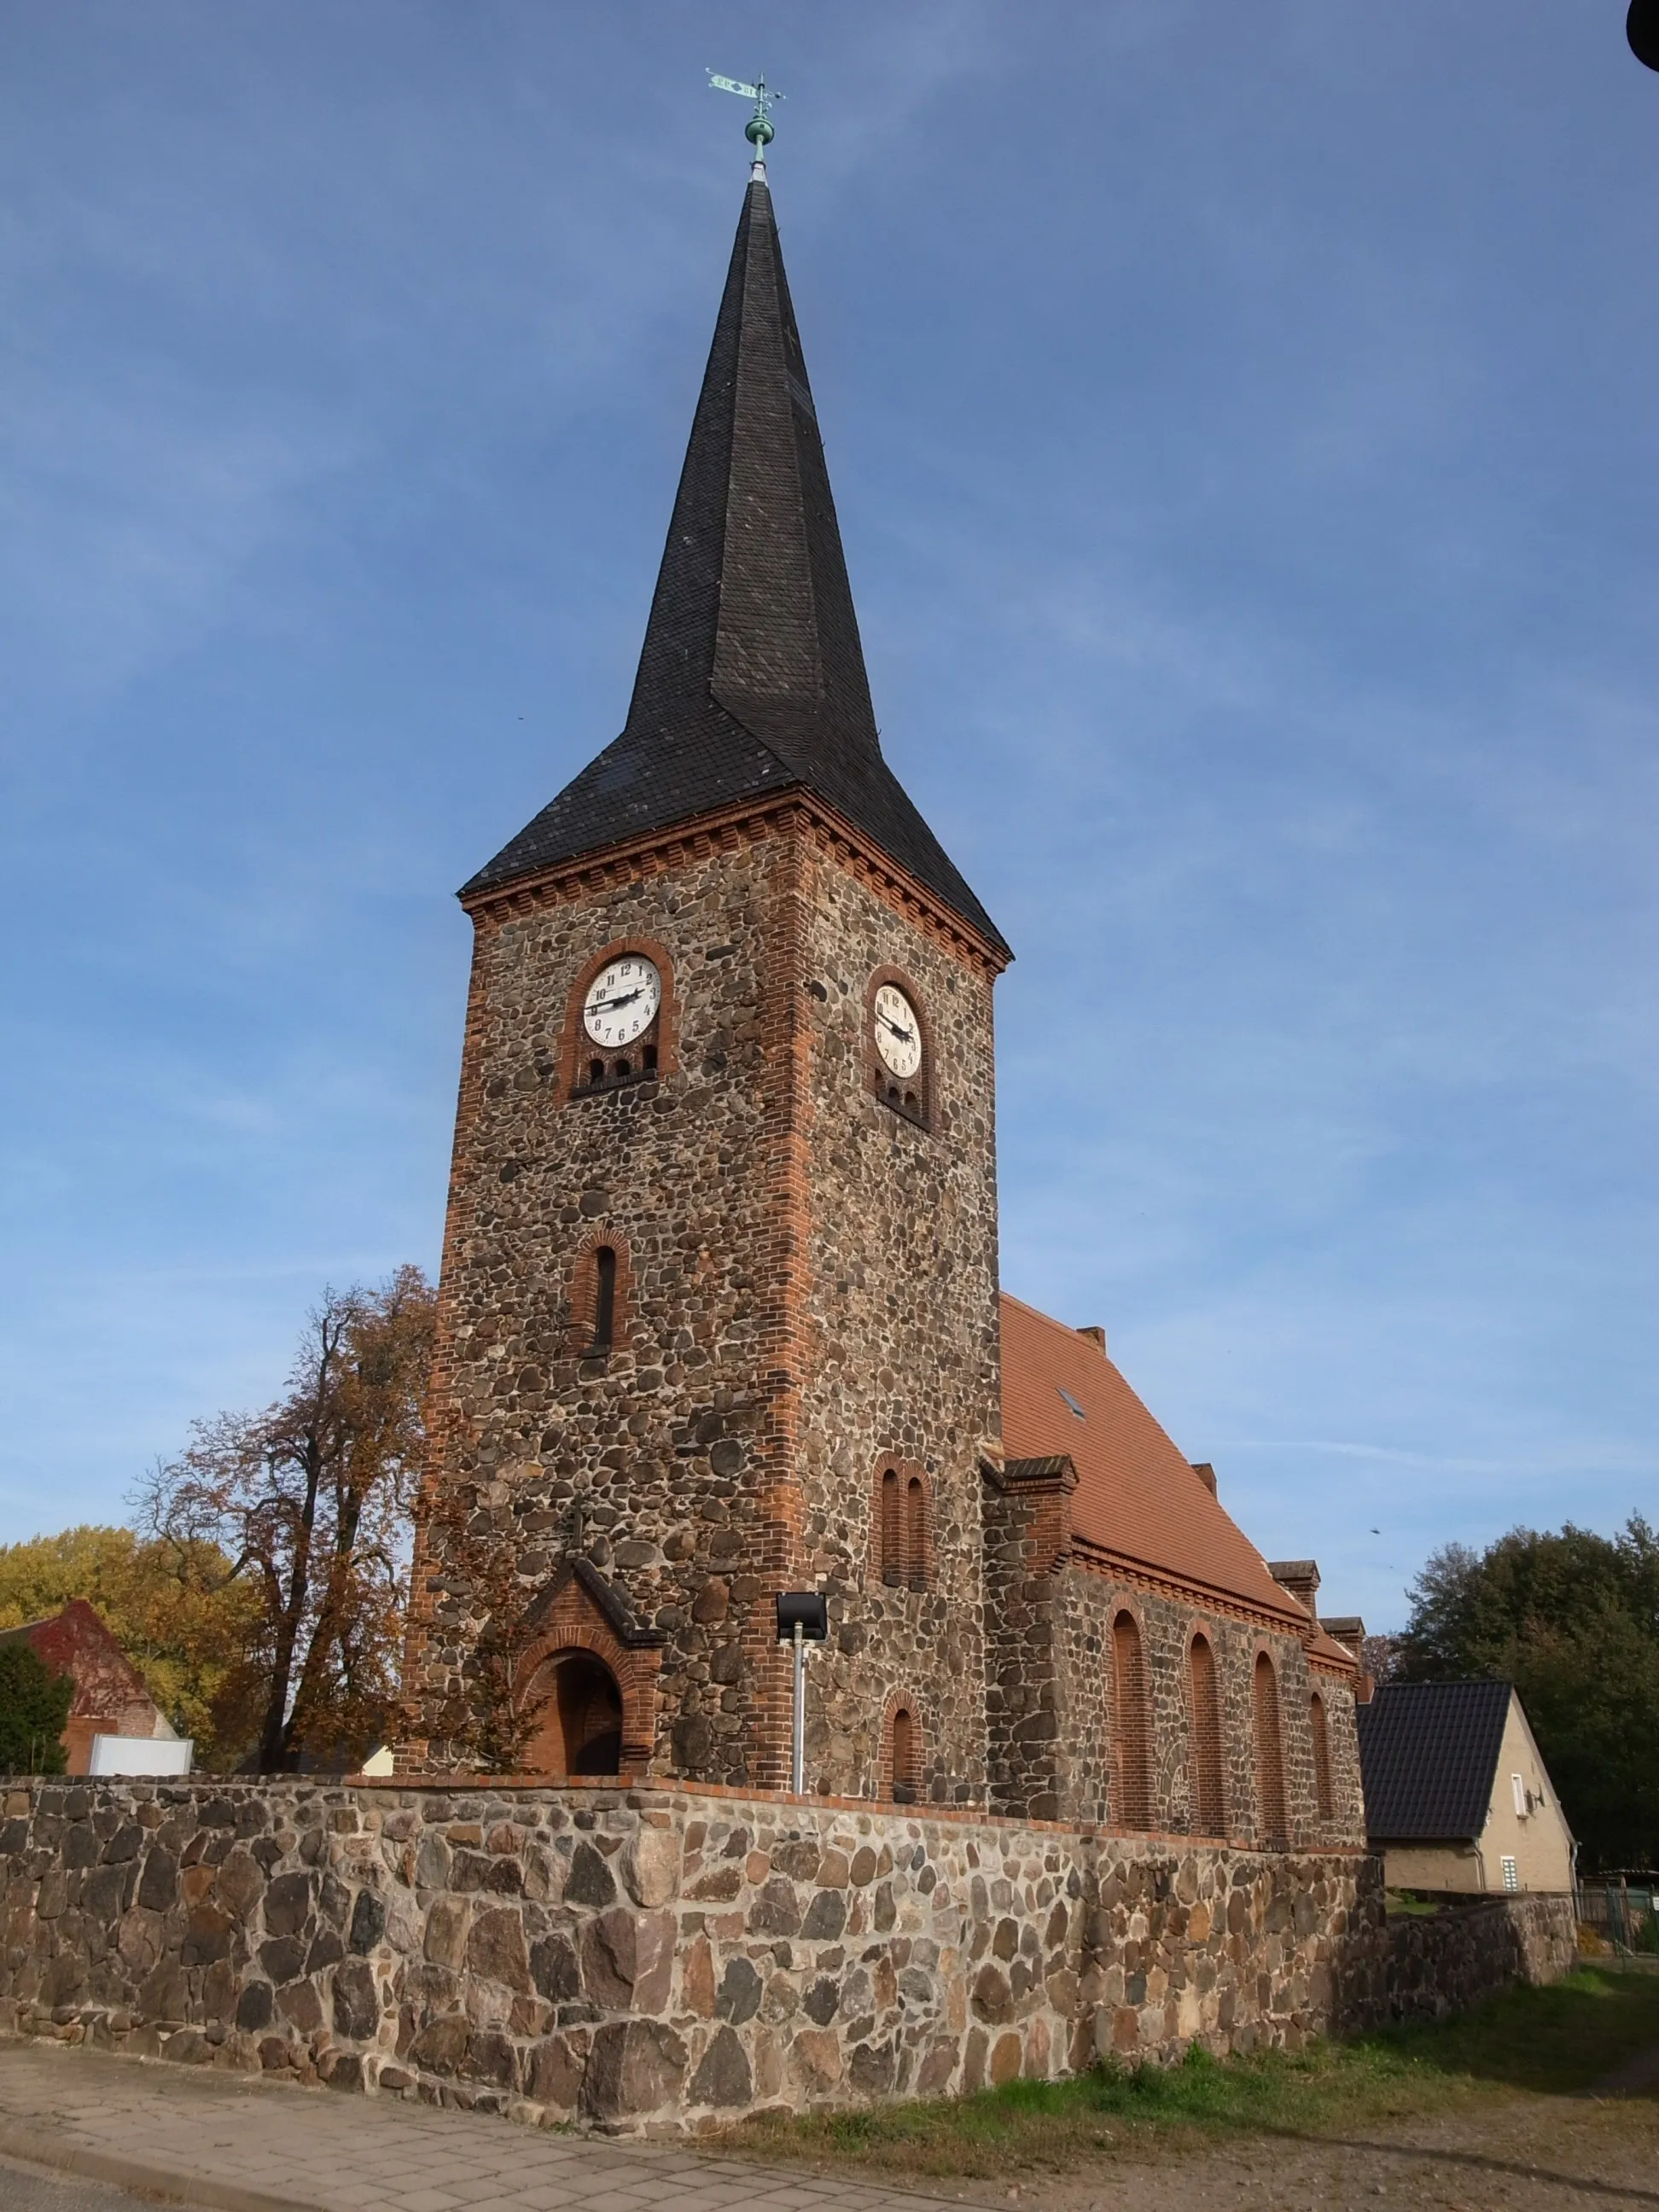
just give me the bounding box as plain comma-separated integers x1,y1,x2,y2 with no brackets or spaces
793,834,1003,1807
982,1470,1365,1848
0,1780,1572,2136
407,812,1006,1804
1342,1893,1578,2023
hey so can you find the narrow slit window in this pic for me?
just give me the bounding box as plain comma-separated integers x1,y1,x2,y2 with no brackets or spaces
592,1247,617,1351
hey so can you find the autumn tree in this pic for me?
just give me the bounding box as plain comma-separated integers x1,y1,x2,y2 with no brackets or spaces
0,1524,257,1763
1395,1515,1659,1871
134,1266,435,1773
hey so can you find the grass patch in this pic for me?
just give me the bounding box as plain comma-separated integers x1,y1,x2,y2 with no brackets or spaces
728,1970,1659,2179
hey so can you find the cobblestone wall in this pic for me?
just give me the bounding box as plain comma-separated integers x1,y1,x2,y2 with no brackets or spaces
1343,1893,1578,2023
0,1780,1569,2136
982,1476,1365,1847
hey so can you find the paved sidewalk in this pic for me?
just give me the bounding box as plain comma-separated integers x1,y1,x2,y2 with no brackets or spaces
0,2042,969,2212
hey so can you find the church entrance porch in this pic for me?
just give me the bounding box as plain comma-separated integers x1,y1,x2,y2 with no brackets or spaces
521,1649,624,1778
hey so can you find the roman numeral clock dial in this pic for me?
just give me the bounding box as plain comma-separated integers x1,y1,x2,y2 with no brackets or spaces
873,983,922,1079
583,956,661,1049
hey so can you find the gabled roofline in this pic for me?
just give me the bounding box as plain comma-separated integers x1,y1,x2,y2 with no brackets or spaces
460,788,1012,975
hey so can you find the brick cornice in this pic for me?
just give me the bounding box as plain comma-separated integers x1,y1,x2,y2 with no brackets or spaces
458,790,1010,978
1066,1534,1349,1656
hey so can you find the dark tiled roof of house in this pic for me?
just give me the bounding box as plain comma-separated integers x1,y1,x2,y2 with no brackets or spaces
1355,1678,1513,1842
465,177,1008,961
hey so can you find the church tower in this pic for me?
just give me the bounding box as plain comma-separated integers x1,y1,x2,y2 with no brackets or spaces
405,154,1010,1802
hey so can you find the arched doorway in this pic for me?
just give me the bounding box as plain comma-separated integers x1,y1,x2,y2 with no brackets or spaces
524,1650,624,1778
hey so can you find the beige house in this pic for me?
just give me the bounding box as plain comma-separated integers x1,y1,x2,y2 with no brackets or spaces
1356,1679,1575,1895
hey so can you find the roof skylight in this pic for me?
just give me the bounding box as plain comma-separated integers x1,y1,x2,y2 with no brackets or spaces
1057,1387,1086,1420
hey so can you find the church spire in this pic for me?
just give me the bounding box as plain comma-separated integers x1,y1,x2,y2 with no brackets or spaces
466,176,1007,960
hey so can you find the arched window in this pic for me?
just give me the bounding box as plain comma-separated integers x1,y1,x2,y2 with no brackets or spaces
524,1650,623,1778
905,1475,928,1592
571,1231,631,1359
1253,1652,1289,1849
886,1700,923,1804
881,1467,902,1586
1310,1691,1333,1823
1187,1633,1226,1837
873,1461,930,1590
592,1248,617,1352
1110,1610,1154,1830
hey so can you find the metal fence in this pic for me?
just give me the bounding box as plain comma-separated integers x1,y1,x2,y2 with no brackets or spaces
1577,1874,1659,1953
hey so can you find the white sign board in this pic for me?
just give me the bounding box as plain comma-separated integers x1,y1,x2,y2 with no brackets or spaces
88,1735,195,1777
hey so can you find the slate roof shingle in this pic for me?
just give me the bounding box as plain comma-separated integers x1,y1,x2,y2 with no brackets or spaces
465,176,1008,961
1354,1678,1514,1842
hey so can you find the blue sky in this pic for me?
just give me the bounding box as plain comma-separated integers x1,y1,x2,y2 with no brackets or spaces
2,2,1655,1631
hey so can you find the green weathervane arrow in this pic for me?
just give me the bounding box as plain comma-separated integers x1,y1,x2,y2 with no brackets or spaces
707,72,784,164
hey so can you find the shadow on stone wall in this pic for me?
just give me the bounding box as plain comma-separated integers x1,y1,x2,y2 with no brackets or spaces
0,1780,1576,2133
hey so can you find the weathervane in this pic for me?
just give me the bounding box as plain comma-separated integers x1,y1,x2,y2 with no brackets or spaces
707,71,784,171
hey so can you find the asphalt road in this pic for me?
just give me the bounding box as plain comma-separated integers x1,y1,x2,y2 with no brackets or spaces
0,2157,164,2212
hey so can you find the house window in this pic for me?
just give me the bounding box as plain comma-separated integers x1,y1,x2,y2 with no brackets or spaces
1187,1633,1226,1837
1253,1651,1289,1850
1110,1610,1154,1831
1501,1854,1519,1893
1511,1772,1528,1819
1310,1691,1334,1823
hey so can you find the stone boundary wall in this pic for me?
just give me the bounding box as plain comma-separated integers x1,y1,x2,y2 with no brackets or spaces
0,1781,1571,2133
1355,1894,1577,2023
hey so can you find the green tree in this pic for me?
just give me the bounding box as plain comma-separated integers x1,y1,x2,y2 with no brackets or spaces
1395,1516,1659,1871
0,1643,73,1773
0,1524,258,1765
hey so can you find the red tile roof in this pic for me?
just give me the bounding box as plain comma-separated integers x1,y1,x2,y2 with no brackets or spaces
999,1293,1342,1643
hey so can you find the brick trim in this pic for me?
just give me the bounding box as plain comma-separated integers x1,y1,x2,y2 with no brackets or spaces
514,1570,661,1780
1108,1604,1154,1831
1067,1534,1336,1648
1185,1628,1227,1837
864,964,934,1131
568,1225,633,1359
870,1457,933,1592
557,935,679,1101
1252,1646,1289,1850
458,791,1010,979
880,1689,926,1806
1309,1688,1335,1824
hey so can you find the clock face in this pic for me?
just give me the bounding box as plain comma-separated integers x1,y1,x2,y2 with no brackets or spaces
582,955,661,1050
873,982,923,1079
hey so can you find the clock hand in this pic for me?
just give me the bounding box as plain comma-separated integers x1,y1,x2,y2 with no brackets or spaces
878,1014,915,1042
587,987,645,1012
